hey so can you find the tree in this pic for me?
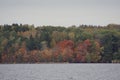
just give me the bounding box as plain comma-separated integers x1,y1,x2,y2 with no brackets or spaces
100,31,120,62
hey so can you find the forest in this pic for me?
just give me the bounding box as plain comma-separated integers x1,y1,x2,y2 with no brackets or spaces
0,23,120,63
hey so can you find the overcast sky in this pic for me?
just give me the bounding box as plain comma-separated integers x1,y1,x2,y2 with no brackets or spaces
0,0,120,27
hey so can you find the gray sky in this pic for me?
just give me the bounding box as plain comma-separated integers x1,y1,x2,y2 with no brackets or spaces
0,0,120,27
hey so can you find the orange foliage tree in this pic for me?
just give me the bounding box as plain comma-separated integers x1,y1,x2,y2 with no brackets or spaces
53,40,74,62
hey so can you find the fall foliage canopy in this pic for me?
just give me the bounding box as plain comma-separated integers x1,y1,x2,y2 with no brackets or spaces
0,24,120,63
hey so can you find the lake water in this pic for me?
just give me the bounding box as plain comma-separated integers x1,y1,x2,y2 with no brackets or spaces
0,64,120,80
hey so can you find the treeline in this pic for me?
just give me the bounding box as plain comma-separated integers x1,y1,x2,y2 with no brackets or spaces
0,23,120,63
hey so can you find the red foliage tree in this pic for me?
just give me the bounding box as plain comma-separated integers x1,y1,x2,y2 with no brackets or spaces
53,40,74,62
74,39,92,62
57,40,74,51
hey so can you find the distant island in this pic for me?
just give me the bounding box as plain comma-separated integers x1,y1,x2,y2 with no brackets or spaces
0,23,120,63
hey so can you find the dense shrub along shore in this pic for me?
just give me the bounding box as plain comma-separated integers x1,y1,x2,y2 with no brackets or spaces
0,23,120,63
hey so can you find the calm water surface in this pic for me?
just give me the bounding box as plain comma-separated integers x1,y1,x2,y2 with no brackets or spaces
0,64,120,80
